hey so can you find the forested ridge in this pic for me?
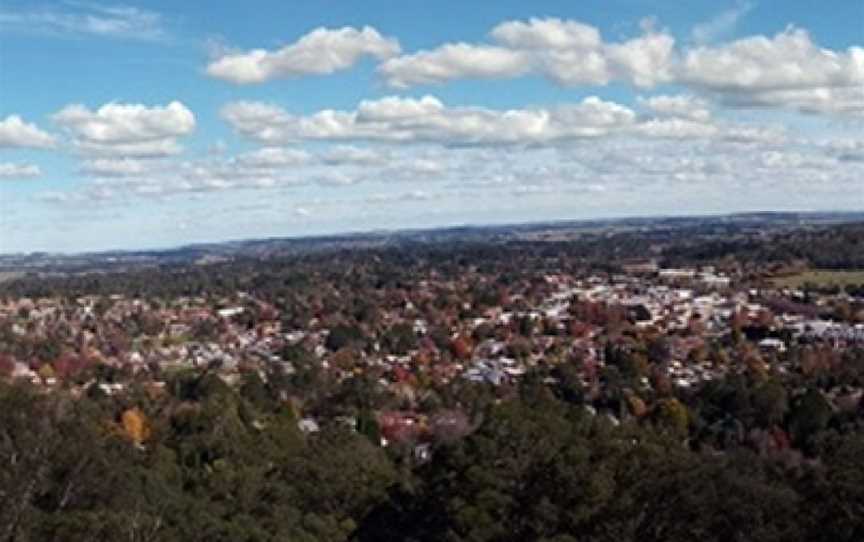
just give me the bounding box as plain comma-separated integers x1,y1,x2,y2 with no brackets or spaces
662,222,864,269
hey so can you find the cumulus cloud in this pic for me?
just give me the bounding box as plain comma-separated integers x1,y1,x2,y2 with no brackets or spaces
632,118,719,139
221,93,794,149
491,18,602,50
235,147,311,168
221,95,636,146
0,2,169,41
378,44,530,88
721,86,864,116
53,101,195,156
638,94,712,122
679,27,864,115
0,115,56,148
54,101,195,143
0,162,42,179
376,17,861,117
202,17,864,118
379,17,675,89
604,30,675,88
680,27,863,91
206,26,400,84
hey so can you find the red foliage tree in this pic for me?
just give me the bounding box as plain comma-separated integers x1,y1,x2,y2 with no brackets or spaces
52,352,90,380
0,353,15,377
450,335,474,361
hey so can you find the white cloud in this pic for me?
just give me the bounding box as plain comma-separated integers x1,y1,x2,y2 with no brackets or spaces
818,138,864,162
206,26,400,84
679,27,864,115
222,93,795,149
235,147,311,168
565,138,852,197
222,95,636,146
691,1,754,44
633,118,719,139
379,44,530,88
723,86,864,116
54,101,195,156
720,124,787,145
604,30,676,88
0,2,168,41
0,162,42,179
37,133,864,226
555,97,637,133
638,94,712,122
313,171,357,186
376,17,861,117
365,189,442,204
322,145,389,165
75,138,185,157
532,47,612,87
490,18,601,50
178,159,284,190
54,101,194,143
629,117,785,144
403,158,445,175
355,95,446,122
681,27,863,90
74,148,320,200
759,150,835,170
0,115,56,148
379,17,675,89
632,117,783,144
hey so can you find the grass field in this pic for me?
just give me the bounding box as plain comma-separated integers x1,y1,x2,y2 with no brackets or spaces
771,270,864,289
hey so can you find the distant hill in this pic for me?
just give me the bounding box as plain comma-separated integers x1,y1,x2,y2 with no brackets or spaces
1,210,863,277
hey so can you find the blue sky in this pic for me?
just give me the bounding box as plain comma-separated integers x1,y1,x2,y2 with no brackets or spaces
0,0,862,253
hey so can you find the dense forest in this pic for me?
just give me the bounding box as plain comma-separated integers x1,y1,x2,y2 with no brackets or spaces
2,369,864,542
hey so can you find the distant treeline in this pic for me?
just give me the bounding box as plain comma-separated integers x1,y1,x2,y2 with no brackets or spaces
4,222,864,301
661,223,864,269
0,242,598,300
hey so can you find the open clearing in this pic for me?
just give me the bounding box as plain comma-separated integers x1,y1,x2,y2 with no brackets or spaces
771,270,864,289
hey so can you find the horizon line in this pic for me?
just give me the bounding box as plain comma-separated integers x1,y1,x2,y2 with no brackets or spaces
3,208,863,259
